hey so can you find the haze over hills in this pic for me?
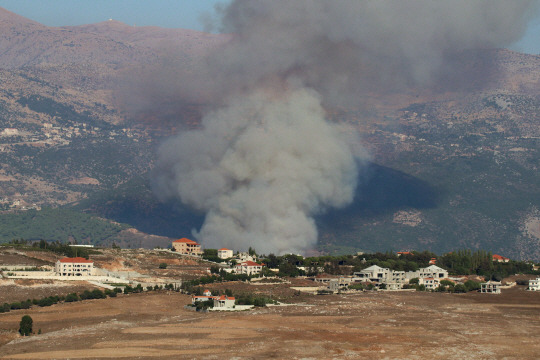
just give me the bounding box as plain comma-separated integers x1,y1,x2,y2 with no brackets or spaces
0,7,538,260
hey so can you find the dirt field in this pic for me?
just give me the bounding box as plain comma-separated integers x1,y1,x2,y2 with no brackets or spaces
0,286,538,359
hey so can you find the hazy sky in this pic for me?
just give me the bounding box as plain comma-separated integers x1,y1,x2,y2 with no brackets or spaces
0,0,539,54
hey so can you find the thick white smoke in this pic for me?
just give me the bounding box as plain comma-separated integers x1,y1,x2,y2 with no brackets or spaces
149,0,537,254
154,87,364,254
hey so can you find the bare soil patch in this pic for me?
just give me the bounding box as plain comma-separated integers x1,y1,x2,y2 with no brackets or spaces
0,288,538,359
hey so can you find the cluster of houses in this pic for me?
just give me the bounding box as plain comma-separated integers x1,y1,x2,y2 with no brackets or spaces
171,238,265,276
353,264,450,290
27,241,537,299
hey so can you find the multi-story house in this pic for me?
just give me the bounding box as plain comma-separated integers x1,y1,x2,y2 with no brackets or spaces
55,257,94,276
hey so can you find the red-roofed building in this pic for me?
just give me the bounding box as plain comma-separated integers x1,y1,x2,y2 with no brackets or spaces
492,254,509,263
235,261,263,276
213,295,235,309
172,238,202,256
217,248,233,259
55,257,94,276
429,258,437,265
397,251,412,256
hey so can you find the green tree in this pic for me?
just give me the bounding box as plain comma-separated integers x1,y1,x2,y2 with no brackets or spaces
159,263,168,269
19,315,33,336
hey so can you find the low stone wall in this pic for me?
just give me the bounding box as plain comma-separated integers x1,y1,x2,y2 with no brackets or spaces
208,305,254,311
4,271,127,283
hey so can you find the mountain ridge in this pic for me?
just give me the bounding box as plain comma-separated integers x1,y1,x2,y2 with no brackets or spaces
0,9,538,260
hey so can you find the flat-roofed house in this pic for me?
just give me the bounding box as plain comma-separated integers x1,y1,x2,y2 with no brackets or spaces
55,257,94,276
235,261,263,276
419,277,440,290
481,281,501,294
213,295,235,309
528,278,540,291
172,238,202,255
218,248,233,259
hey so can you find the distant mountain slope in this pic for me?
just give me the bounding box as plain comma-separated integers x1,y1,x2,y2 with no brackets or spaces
0,7,227,69
0,8,538,259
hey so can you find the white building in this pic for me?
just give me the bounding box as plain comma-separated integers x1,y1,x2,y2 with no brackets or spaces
1,128,19,136
528,278,540,291
328,277,354,292
213,295,235,309
481,281,501,294
410,265,448,280
236,252,257,262
419,277,440,290
354,264,449,290
55,257,94,276
354,265,390,282
218,248,233,259
235,261,263,276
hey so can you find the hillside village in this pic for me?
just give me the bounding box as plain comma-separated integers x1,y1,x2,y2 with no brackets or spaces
1,237,539,313
1,238,540,358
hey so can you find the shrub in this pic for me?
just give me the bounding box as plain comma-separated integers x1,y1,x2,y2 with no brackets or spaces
19,315,33,336
65,293,79,302
37,297,55,307
159,263,168,269
464,280,481,292
91,289,106,299
349,283,364,290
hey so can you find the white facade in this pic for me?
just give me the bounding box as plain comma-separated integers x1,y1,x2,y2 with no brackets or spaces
236,252,257,262
419,277,440,290
235,261,263,275
55,257,94,276
218,248,233,259
411,265,448,280
213,295,235,309
354,265,390,282
528,278,540,291
481,281,501,294
354,264,449,290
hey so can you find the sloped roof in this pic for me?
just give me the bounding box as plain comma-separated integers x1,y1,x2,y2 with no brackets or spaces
238,261,262,267
59,257,93,263
361,265,388,271
218,248,231,251
173,238,199,245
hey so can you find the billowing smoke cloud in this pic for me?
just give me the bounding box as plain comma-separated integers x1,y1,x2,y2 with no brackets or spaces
151,0,537,254
154,87,364,254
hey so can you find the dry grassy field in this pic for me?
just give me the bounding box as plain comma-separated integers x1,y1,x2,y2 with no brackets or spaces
0,286,538,359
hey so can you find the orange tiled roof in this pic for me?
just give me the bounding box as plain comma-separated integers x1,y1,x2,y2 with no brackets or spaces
173,238,199,245
492,254,509,261
59,257,93,263
218,248,230,251
238,261,262,267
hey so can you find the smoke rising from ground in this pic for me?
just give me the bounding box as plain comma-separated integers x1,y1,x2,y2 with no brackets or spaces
151,0,537,254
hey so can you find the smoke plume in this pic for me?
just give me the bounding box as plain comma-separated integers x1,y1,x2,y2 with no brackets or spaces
151,0,537,254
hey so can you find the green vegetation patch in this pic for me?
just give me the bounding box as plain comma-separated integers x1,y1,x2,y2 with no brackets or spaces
0,208,129,245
